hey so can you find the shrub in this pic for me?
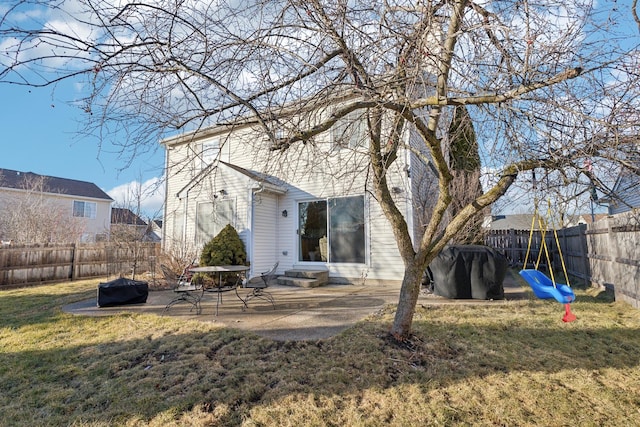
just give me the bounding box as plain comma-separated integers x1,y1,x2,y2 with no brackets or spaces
200,224,247,266
198,225,247,286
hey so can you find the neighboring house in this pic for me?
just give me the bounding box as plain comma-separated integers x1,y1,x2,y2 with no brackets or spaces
604,165,640,215
0,168,112,243
111,208,162,242
151,219,163,241
161,103,432,284
572,213,609,226
484,213,609,231
484,214,539,231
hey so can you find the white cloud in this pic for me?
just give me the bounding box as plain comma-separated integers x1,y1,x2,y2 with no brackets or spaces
107,176,165,218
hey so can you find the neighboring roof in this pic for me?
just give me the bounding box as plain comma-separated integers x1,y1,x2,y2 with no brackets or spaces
0,168,113,201
485,214,537,231
111,208,147,226
486,212,609,230
574,213,609,225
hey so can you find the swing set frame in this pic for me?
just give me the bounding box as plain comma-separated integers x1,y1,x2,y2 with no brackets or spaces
520,197,577,322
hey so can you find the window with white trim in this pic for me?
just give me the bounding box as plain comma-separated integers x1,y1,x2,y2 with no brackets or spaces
196,199,234,245
331,110,368,149
72,201,97,219
201,139,220,169
172,207,185,245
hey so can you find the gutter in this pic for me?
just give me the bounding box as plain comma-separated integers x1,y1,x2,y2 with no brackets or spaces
251,181,287,195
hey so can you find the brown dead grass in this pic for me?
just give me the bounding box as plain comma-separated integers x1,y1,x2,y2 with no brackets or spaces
1,280,639,426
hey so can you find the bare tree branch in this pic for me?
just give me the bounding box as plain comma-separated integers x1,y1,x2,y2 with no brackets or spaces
2,0,639,341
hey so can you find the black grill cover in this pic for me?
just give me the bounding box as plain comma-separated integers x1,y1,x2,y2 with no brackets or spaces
428,245,507,300
97,278,149,307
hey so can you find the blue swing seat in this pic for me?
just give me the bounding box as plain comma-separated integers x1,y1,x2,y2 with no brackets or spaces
519,269,575,304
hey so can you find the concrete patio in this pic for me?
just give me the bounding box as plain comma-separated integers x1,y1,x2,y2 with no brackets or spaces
63,269,528,341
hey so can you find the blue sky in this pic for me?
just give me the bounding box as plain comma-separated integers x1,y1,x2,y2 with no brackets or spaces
0,80,166,217
1,1,633,219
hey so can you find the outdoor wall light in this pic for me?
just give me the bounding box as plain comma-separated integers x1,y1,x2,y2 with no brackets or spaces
219,189,227,196
282,210,288,217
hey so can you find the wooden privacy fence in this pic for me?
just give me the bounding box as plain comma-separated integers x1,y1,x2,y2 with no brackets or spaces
486,225,590,281
486,211,640,308
0,242,161,288
585,212,640,308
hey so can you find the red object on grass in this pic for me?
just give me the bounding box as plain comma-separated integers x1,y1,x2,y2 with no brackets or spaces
562,304,577,323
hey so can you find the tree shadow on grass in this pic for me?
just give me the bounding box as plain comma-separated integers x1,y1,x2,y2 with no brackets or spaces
573,288,616,304
1,305,640,426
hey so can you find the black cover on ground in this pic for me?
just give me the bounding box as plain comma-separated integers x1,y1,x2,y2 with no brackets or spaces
428,245,507,300
97,278,149,307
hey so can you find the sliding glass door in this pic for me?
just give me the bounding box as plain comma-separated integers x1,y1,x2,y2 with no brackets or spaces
298,200,327,262
298,196,365,264
329,196,365,263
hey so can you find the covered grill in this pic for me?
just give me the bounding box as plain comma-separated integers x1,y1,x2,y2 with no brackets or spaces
427,245,507,300
97,278,149,307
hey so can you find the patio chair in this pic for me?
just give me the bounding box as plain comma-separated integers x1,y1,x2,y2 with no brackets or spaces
161,264,204,315
242,262,278,310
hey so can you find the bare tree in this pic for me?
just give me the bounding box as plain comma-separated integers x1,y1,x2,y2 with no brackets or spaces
109,176,164,279
0,172,86,244
2,0,640,340
445,105,486,245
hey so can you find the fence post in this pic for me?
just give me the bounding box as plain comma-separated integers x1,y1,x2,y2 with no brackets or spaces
578,224,590,284
70,243,77,281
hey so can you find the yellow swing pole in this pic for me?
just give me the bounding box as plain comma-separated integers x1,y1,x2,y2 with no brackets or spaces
540,200,556,286
524,197,553,275
522,197,540,270
523,198,538,269
548,202,572,288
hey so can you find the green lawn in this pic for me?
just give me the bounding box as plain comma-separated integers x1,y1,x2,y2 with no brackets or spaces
1,278,639,426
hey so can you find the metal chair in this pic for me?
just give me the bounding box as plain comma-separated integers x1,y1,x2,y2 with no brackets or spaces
161,264,203,314
242,262,278,310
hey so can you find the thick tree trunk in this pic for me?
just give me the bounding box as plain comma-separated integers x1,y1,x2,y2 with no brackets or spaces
388,169,520,341
389,261,425,341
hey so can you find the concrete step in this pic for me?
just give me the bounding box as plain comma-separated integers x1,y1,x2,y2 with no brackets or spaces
279,269,329,287
277,276,323,288
284,269,329,281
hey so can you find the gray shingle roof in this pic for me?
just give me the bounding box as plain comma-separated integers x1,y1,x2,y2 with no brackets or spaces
487,214,538,231
219,161,284,188
0,168,113,201
111,208,147,225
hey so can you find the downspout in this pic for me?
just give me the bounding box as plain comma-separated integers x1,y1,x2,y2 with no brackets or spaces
247,183,264,280
182,195,188,245
253,182,265,196
162,149,170,252
249,182,266,279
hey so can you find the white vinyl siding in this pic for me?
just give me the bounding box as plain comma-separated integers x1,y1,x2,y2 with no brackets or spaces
609,170,640,215
201,139,220,169
252,192,279,276
331,110,368,149
161,102,428,283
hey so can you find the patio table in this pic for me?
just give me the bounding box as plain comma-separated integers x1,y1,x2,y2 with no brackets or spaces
189,265,250,315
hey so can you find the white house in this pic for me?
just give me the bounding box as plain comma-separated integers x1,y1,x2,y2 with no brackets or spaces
606,165,640,215
111,207,161,242
160,101,435,284
0,168,113,243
